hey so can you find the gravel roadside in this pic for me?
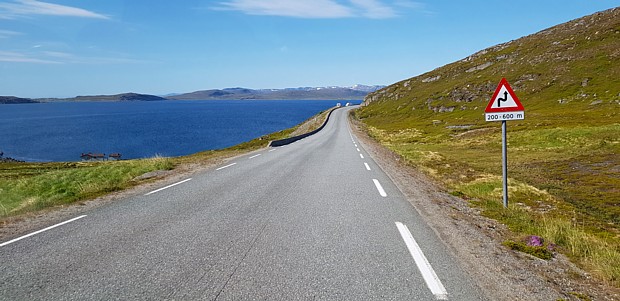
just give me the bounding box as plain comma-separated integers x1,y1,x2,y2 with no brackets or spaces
348,114,620,301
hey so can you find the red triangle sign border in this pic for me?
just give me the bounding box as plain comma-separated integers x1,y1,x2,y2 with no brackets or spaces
485,78,525,113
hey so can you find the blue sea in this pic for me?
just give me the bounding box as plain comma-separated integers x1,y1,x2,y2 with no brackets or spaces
0,100,360,162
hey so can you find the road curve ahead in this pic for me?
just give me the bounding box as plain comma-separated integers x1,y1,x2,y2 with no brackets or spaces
0,107,486,300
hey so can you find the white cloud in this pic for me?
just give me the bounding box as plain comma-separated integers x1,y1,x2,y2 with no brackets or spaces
0,0,109,20
41,50,73,58
214,0,412,19
0,49,148,65
0,50,60,64
394,0,423,9
214,0,353,18
0,29,21,38
350,0,396,18
71,56,149,65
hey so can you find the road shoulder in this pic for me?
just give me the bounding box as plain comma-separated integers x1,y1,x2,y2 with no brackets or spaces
348,113,618,301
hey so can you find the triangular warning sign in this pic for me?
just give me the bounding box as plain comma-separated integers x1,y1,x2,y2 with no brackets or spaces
485,78,524,113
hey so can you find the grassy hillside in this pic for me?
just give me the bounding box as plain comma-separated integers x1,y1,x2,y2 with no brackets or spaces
356,7,619,285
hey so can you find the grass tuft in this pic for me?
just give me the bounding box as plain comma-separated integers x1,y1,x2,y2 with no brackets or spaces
502,240,554,260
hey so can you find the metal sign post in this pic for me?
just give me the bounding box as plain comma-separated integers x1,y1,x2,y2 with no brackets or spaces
485,78,524,208
501,120,508,208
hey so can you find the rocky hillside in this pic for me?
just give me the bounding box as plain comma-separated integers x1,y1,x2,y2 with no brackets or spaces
361,7,619,125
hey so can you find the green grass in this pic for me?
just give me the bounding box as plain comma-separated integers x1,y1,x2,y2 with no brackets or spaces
0,156,174,216
502,240,554,260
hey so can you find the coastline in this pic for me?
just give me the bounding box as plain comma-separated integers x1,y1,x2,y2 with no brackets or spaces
1,100,347,163
0,106,338,237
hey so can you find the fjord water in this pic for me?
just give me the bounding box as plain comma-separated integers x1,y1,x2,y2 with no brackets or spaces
0,100,354,162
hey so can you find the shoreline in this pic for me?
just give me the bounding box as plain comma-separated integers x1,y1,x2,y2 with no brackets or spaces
0,157,25,163
0,107,337,237
1,99,350,163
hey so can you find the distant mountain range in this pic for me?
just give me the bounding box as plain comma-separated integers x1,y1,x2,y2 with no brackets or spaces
168,85,385,100
1,85,385,104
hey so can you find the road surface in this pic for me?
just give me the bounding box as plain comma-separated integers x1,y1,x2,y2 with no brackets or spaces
1,107,486,300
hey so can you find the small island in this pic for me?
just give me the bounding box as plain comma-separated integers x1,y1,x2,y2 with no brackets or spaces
0,96,39,104
37,93,167,102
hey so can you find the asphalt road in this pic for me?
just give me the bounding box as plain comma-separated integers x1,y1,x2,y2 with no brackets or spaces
0,107,486,300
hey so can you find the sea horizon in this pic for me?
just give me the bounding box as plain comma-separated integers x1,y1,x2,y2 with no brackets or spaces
0,100,360,162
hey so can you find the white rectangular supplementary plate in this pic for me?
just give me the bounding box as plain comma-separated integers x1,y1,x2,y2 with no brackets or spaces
485,111,524,122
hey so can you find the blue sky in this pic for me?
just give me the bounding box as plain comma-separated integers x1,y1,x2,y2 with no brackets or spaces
1,0,618,98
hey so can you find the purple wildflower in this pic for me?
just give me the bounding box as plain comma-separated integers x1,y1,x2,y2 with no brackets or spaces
526,235,544,247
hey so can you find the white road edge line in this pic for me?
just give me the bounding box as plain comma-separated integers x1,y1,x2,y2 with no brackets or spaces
364,162,371,171
357,148,361,152
395,222,449,300
145,178,193,196
269,149,276,152
0,215,87,247
359,154,364,159
216,163,237,171
249,154,261,159
372,179,387,197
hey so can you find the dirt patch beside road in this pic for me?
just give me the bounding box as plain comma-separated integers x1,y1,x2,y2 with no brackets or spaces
348,114,619,301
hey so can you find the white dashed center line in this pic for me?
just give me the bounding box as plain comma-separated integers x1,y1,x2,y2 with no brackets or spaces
364,163,371,171
395,222,448,300
216,163,237,171
249,154,261,159
0,215,88,247
359,154,364,159
145,178,193,196
372,179,387,197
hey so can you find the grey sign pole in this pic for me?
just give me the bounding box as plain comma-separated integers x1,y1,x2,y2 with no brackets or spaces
485,78,524,209
501,120,508,208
